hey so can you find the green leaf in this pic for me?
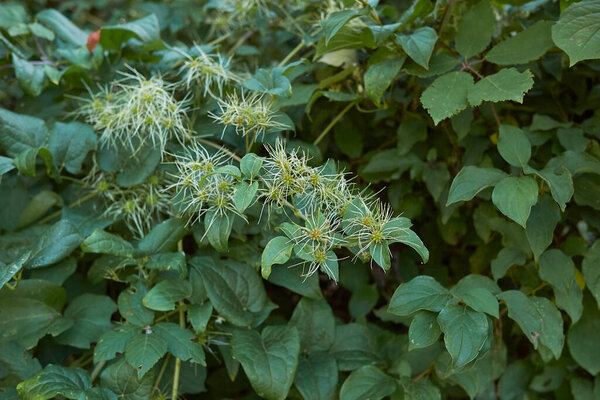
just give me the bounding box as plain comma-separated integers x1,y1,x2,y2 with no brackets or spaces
94,326,138,363
145,252,186,278
420,71,475,125
461,288,499,318
100,358,154,400
552,0,600,66
322,9,363,45
125,330,168,378
100,14,160,50
455,0,495,58
437,304,489,367
530,166,574,211
0,341,41,380
233,181,258,213
583,240,600,308
142,279,192,311
364,56,405,105
539,249,583,323
532,296,564,360
17,364,91,400
0,251,30,288
404,379,441,400
192,256,273,327
348,284,379,318
294,352,338,400
567,304,600,375
188,303,212,333
81,229,134,257
27,220,83,268
18,191,62,228
0,108,47,157
117,281,155,327
154,322,205,365
390,228,429,263
487,20,555,65
492,176,539,227
12,54,47,97
491,247,526,280
447,166,508,205
204,211,234,253
498,125,531,168
56,294,116,349
339,365,397,400
397,113,427,155
0,297,67,348
231,326,300,400
388,275,451,316
240,153,265,179
48,121,96,174
329,323,379,370
290,298,335,353
315,26,374,58
268,262,322,300
138,218,186,255
261,236,293,279
36,9,87,46
243,67,292,97
498,290,542,348
468,68,534,106
526,195,561,261
397,27,437,69
408,311,442,350
369,242,391,270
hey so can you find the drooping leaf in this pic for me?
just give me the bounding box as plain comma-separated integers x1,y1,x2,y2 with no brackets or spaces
498,290,543,348
468,68,534,107
397,27,437,69
294,352,338,400
567,304,600,375
408,311,442,350
582,240,600,308
231,326,300,400
17,364,92,400
154,322,205,365
487,20,555,65
539,249,583,323
551,0,600,66
124,330,168,378
364,56,406,105
447,166,508,205
290,298,335,353
339,365,397,400
492,176,539,228
389,275,451,316
261,236,293,279
455,0,495,58
497,125,531,168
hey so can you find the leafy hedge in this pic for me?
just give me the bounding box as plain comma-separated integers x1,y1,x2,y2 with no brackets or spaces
1,0,600,399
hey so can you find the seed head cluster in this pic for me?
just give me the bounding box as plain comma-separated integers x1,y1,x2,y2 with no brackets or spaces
77,69,188,154
178,46,238,97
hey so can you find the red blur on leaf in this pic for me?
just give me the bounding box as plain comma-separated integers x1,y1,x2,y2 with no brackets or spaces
87,28,102,54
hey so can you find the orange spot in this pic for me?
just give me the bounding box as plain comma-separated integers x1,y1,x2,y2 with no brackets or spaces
87,28,102,54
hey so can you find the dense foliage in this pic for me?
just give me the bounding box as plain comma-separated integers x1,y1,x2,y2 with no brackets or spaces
1,0,600,398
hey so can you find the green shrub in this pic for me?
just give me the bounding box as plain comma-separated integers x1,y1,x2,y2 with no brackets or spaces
2,0,600,399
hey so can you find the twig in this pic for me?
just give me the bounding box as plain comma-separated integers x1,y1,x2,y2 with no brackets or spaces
171,301,186,400
278,40,305,67
313,101,356,145
37,191,98,225
90,361,106,382
151,354,171,397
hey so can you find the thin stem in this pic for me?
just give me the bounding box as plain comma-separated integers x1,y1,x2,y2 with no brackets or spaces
37,191,98,225
278,41,305,67
151,354,171,397
313,101,356,145
90,361,106,382
207,31,232,47
227,30,255,56
412,365,433,382
171,301,186,400
196,138,242,162
0,60,54,71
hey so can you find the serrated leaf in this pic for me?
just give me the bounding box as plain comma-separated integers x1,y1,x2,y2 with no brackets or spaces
397,27,437,69
154,322,205,365
0,251,30,288
117,281,155,327
94,326,138,363
437,304,489,367
539,249,583,323
468,68,534,106
232,326,300,400
487,20,554,65
492,176,539,227
27,220,83,268
17,364,91,400
552,0,600,66
447,166,508,205
420,71,475,125
389,275,451,316
455,0,495,58
56,294,116,349
0,108,47,158
339,365,396,400
100,357,154,400
138,218,186,255
125,330,168,378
